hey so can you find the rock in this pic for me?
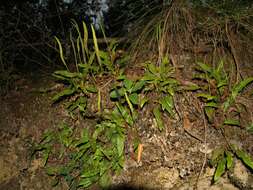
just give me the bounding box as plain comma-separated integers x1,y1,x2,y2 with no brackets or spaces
228,159,253,190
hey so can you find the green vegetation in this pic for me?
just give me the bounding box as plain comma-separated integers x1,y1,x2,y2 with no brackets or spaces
186,60,253,128
110,75,146,125
31,1,253,189
210,145,253,183
33,119,125,189
142,56,178,130
33,19,182,188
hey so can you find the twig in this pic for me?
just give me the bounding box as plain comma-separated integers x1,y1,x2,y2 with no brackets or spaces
225,21,240,83
194,104,207,190
184,128,204,143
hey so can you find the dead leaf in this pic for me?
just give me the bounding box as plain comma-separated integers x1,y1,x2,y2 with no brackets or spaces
137,144,143,163
183,112,192,130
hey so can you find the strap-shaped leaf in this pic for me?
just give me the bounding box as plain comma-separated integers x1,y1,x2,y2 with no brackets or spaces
197,93,218,101
54,70,81,78
116,134,125,157
205,102,219,108
153,105,164,131
54,37,68,70
160,95,174,116
224,119,240,127
235,148,253,169
116,103,133,126
232,77,253,99
52,87,76,103
91,25,101,68
196,62,212,73
79,177,95,188
225,151,233,170
214,157,226,182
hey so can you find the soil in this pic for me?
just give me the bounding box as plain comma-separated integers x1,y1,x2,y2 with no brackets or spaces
0,56,253,190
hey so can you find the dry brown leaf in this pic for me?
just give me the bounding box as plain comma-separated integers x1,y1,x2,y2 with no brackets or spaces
183,112,192,130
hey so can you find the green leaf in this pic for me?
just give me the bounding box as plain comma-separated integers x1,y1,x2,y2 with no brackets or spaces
40,130,54,144
93,124,105,140
87,52,96,66
54,37,68,70
142,73,157,82
205,102,219,108
147,63,158,74
217,80,228,89
99,172,111,188
247,123,253,133
117,74,126,80
224,119,240,126
110,88,125,99
67,96,87,112
140,97,149,108
46,166,59,176
58,125,73,147
232,77,253,99
42,148,51,166
131,80,146,92
223,97,233,112
183,84,200,91
129,93,139,105
153,106,164,131
161,79,178,86
79,178,94,188
226,78,253,112
91,25,101,68
54,70,81,78
192,73,207,80
160,95,174,116
196,62,212,73
214,158,226,182
86,85,97,93
78,104,86,112
235,148,253,169
217,60,224,74
116,103,133,126
123,79,134,90
99,50,110,61
197,93,217,101
212,60,224,82
210,148,224,167
225,151,233,170
204,106,215,123
116,134,125,157
52,87,76,103
81,169,99,178
124,92,135,117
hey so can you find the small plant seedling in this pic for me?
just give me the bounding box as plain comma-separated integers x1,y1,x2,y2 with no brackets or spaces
142,56,178,130
210,145,253,183
110,75,146,125
188,60,253,128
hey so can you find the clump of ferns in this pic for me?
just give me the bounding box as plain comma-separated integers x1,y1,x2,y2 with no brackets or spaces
52,20,128,116
185,59,253,129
